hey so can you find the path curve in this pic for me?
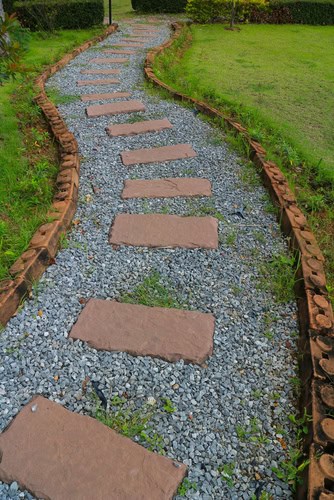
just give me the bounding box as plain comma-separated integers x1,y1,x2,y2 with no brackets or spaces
0,19,298,499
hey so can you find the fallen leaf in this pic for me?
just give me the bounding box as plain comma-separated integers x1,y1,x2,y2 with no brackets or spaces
278,437,287,449
72,219,81,226
53,375,59,382
37,310,43,317
255,472,261,480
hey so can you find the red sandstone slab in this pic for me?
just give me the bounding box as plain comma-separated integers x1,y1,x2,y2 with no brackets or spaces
122,178,212,199
125,38,146,43
77,78,120,86
131,33,156,38
0,396,186,499
89,57,128,64
107,118,172,137
81,68,121,75
86,100,145,118
121,144,197,165
81,92,131,102
113,43,144,48
103,49,136,55
109,214,218,249
70,300,215,364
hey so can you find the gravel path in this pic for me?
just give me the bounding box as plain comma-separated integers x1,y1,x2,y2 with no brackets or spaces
0,20,299,499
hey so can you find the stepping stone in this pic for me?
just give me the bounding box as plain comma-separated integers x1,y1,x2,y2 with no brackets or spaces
122,178,212,199
125,38,146,43
109,214,218,249
89,57,128,64
113,43,144,48
70,300,215,364
131,33,156,38
103,49,136,55
77,78,120,87
121,144,197,166
81,91,131,102
86,100,145,118
81,68,121,75
0,396,186,499
107,118,172,137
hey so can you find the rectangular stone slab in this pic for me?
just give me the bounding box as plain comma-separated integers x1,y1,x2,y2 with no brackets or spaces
113,43,144,48
107,118,172,137
103,49,136,55
89,57,128,64
0,396,186,499
77,78,120,86
131,34,156,38
121,144,197,166
124,38,146,43
81,68,121,75
109,214,218,249
86,100,145,118
122,178,212,199
70,300,215,364
81,91,131,102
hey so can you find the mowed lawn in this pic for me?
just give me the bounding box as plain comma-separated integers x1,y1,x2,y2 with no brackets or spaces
157,24,334,188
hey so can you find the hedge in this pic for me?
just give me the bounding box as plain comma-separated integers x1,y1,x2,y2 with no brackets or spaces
3,0,15,13
186,0,334,24
131,0,187,13
250,0,334,24
14,0,104,31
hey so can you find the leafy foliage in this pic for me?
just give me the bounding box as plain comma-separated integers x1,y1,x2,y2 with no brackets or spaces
186,0,266,23
14,0,104,31
131,0,187,13
0,13,29,84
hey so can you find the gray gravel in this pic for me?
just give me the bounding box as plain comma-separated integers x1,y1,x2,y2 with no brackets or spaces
0,20,299,500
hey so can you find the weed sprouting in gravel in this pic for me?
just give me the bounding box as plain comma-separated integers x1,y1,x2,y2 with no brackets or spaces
218,462,235,487
46,87,80,105
257,252,297,303
95,395,165,454
119,271,185,309
177,478,197,496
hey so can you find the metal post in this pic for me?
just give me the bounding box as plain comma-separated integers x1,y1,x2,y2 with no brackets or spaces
109,0,112,25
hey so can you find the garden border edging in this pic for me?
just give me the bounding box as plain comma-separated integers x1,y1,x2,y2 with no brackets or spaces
0,23,118,327
144,22,334,499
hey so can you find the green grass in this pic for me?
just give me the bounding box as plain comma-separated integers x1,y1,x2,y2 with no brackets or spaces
0,27,105,282
104,0,134,20
119,271,184,308
153,23,334,302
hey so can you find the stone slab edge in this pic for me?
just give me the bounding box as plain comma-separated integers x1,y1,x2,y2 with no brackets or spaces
144,21,334,500
0,24,119,327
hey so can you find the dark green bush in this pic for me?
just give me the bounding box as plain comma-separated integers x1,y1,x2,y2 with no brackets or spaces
14,0,104,31
3,0,15,14
131,0,187,13
251,0,334,24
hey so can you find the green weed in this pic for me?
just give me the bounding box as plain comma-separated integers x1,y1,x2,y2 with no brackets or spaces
162,398,176,414
119,271,184,309
218,462,235,487
95,396,164,454
177,478,197,496
258,253,297,303
46,87,80,105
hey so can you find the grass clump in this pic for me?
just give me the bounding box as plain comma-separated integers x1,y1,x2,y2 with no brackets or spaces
95,395,164,454
46,87,80,105
177,478,197,496
258,253,297,303
119,271,184,309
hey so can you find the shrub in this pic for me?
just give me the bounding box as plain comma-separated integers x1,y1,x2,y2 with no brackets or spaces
14,0,104,31
3,0,15,14
186,0,266,23
0,13,29,84
249,0,334,24
131,0,187,13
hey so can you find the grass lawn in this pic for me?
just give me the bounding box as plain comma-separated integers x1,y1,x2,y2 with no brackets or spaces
0,27,105,281
104,0,134,20
153,23,334,301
